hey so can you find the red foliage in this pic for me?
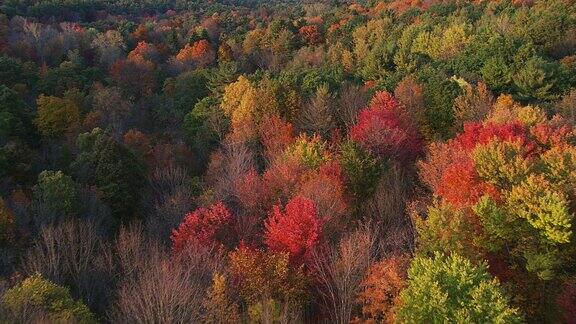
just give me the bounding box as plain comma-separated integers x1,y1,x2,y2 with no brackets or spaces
264,196,322,264
299,25,323,45
259,115,295,161
454,122,528,152
171,202,232,253
350,91,423,162
530,122,574,149
234,169,264,214
436,159,500,208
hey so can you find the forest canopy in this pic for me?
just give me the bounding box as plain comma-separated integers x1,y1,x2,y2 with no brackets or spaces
1,0,576,322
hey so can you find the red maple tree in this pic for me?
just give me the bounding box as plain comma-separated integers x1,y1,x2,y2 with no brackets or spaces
264,196,321,264
171,202,232,253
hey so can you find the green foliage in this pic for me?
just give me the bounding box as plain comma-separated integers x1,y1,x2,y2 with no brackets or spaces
72,128,145,222
397,253,522,324
2,273,96,323
164,69,210,119
507,175,573,244
35,95,80,138
339,140,382,202
415,201,478,259
419,69,461,139
472,140,531,189
0,55,37,88
513,56,558,102
32,170,78,219
0,85,30,143
481,56,513,94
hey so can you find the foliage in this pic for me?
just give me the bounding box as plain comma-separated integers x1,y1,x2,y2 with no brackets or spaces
356,255,409,323
72,128,145,223
397,253,522,323
2,273,96,323
32,170,77,224
264,196,321,264
35,94,80,138
202,273,240,324
0,198,15,245
229,245,308,307
171,202,232,252
350,91,423,162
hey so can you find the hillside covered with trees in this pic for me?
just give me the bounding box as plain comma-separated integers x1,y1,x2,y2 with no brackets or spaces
1,0,576,322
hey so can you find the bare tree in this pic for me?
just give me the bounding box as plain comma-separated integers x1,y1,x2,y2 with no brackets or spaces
110,225,227,323
298,84,336,138
206,139,256,206
89,84,133,139
337,82,368,129
366,163,416,254
309,227,377,324
21,219,115,315
452,81,494,132
145,165,195,243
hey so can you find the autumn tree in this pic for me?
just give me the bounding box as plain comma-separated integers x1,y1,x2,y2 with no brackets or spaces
220,75,257,140
2,274,96,323
110,55,156,98
202,273,240,324
397,253,522,323
299,25,323,45
264,196,322,265
176,40,216,68
229,245,308,321
350,91,423,162
171,202,232,253
35,95,80,138
355,255,410,323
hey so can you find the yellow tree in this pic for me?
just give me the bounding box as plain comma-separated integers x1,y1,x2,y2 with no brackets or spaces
35,95,80,138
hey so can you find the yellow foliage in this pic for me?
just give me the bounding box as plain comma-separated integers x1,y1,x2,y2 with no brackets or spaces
35,95,80,138
472,140,533,189
487,94,547,126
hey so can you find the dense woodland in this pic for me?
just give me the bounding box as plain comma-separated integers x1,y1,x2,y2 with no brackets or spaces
0,0,576,322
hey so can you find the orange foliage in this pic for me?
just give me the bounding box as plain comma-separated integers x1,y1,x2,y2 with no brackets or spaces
176,40,215,67
229,244,308,304
436,159,500,208
356,255,410,323
299,25,323,45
